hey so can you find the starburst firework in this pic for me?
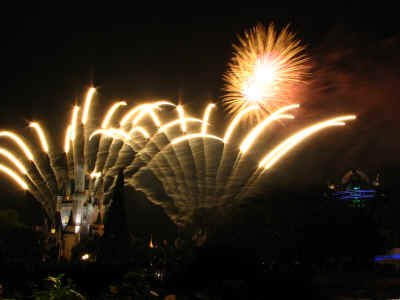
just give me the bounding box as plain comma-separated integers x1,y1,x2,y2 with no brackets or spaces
223,23,310,121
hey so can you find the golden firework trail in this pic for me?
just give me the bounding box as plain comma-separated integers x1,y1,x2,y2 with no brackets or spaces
120,101,175,126
159,118,204,133
82,87,96,125
101,101,127,129
0,164,28,190
70,106,80,141
0,148,27,174
201,104,216,134
90,171,101,178
64,125,72,153
132,106,161,127
171,133,224,145
176,105,186,132
223,105,259,143
89,128,131,142
29,122,49,153
0,131,34,161
259,115,356,169
129,126,150,139
239,104,299,153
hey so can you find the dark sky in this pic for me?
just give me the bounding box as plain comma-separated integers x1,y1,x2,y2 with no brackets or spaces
0,3,399,231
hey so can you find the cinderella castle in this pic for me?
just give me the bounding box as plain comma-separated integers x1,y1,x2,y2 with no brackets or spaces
55,168,106,260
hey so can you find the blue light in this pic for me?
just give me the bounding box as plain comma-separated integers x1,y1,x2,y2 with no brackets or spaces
374,254,400,262
336,190,376,194
339,195,375,200
334,189,376,201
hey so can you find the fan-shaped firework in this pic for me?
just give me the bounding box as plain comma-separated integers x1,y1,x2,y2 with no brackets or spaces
0,90,355,226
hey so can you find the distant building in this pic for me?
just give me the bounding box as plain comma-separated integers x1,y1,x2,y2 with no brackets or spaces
328,169,384,210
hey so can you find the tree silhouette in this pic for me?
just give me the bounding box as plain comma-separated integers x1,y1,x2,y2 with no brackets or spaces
98,169,131,264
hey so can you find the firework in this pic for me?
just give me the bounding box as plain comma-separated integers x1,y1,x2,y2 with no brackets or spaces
29,122,49,153
171,133,224,145
223,105,259,143
0,164,28,190
259,115,356,169
177,105,186,132
120,101,175,126
82,87,96,125
90,171,101,178
201,104,216,134
70,106,80,141
89,128,130,141
159,118,203,133
129,126,150,139
223,23,309,120
0,148,27,174
239,104,299,153
0,131,34,160
101,101,127,129
64,125,72,153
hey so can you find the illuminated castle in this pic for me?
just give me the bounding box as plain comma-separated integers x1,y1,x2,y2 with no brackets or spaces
55,122,107,260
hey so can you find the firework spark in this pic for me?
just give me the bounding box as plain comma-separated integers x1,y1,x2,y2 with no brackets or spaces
70,106,80,141
0,164,28,190
89,128,130,141
120,101,175,126
223,105,259,143
259,115,356,169
82,87,96,125
64,125,72,153
0,148,27,174
90,171,101,178
132,106,161,127
101,101,127,129
29,122,49,153
201,104,216,134
0,131,34,161
159,118,204,133
239,104,299,153
223,23,309,120
129,126,150,139
177,105,186,132
171,133,224,145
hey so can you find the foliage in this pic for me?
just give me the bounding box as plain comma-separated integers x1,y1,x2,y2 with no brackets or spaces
106,268,159,299
0,209,46,264
0,209,25,228
33,274,85,300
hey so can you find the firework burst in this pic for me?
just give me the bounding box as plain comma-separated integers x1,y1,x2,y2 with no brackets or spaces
223,23,310,121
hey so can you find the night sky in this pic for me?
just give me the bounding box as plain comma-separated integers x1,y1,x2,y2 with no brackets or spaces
0,3,399,233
